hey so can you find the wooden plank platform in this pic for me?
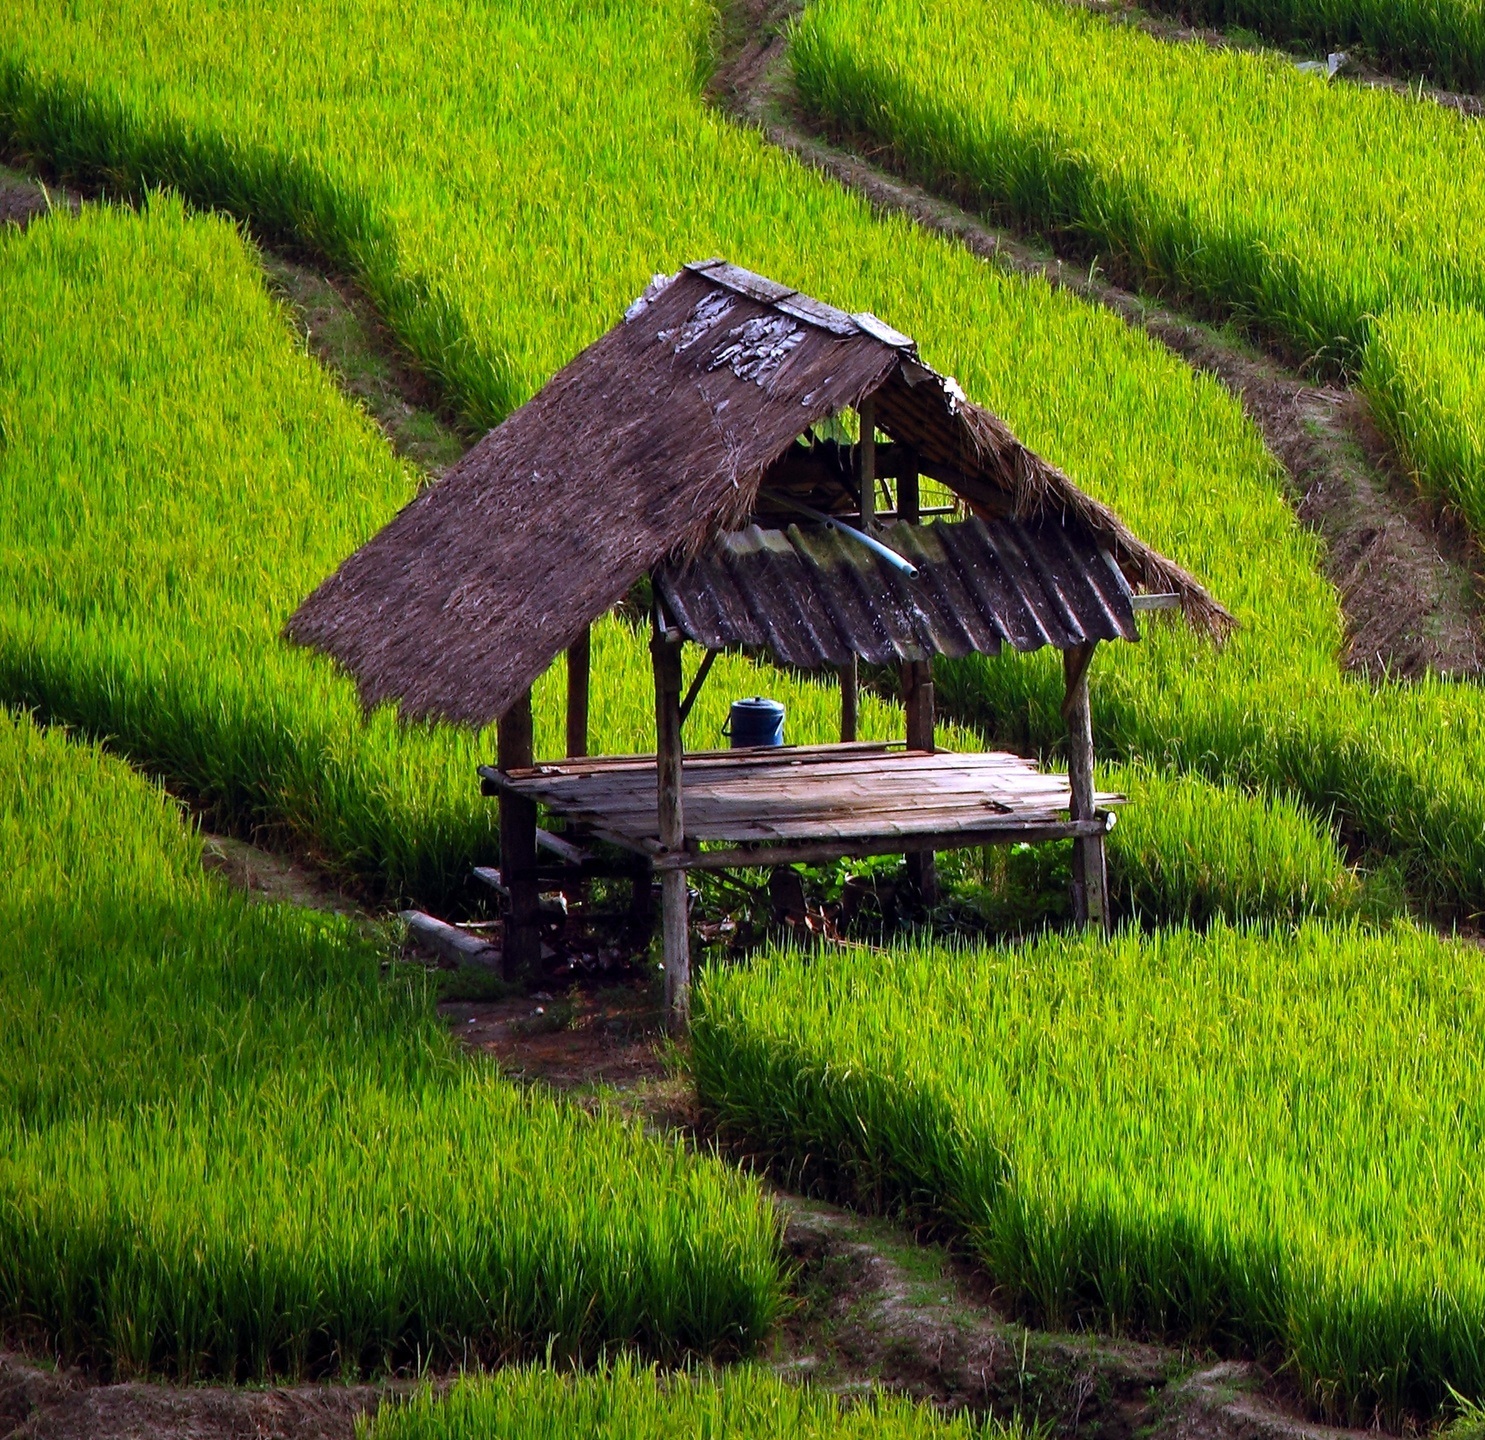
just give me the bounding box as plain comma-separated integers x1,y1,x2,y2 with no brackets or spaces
478,745,1122,872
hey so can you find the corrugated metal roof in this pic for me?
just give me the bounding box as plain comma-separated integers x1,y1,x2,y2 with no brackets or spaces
655,515,1139,668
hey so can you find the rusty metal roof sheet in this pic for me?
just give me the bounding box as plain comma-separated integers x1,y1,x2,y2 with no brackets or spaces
655,515,1139,668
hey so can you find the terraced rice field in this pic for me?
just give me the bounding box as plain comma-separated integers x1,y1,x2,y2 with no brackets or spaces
0,94,1358,923
0,0,1469,916
790,0,1485,543
363,1363,1017,1440
2,0,1484,1428
695,921,1485,1421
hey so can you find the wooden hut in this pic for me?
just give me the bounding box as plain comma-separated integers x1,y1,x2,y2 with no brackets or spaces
288,259,1230,1026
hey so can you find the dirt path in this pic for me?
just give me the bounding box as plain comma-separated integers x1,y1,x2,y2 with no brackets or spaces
709,1,1485,680
259,253,472,482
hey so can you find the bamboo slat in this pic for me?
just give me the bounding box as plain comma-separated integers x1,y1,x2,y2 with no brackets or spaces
484,747,1122,860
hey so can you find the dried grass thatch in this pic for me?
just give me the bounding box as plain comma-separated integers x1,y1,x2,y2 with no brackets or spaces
287,260,1230,727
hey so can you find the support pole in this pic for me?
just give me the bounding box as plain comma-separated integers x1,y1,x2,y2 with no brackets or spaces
652,612,690,1031
898,457,920,525
1061,642,1108,931
839,655,859,743
902,657,938,903
858,396,876,530
497,688,541,982
565,625,590,760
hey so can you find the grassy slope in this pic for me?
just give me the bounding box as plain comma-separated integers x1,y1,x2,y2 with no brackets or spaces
695,922,1485,1422
789,0,1485,539
0,701,783,1376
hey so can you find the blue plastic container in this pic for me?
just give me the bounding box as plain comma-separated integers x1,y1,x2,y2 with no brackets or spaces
725,697,786,749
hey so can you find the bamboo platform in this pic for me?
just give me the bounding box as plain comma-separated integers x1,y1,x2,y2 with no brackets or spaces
478,742,1121,872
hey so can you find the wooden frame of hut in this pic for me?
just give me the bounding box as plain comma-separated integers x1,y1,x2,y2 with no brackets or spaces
288,260,1230,1027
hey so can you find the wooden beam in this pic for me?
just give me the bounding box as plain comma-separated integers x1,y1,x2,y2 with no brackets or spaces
902,657,938,903
858,396,876,530
400,910,501,969
903,659,934,752
1061,642,1108,931
534,827,589,865
679,647,718,727
497,688,541,982
565,625,590,760
652,611,690,1031
653,817,1114,872
839,655,858,743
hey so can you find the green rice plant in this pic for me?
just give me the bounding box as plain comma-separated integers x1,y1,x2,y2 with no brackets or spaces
0,1080,782,1378
0,0,1474,913
0,704,784,1375
1104,764,1362,924
362,1361,1017,1440
789,0,1485,529
694,921,1485,1422
1144,0,1485,92
1363,302,1485,532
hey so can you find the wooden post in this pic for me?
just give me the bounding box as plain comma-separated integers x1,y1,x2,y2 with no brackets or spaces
565,624,590,760
858,396,876,529
839,655,858,743
652,611,690,1030
898,457,920,525
902,657,938,903
1061,642,1108,931
498,688,541,982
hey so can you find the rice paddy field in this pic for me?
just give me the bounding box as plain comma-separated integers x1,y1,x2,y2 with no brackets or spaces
0,93,1361,923
0,702,783,1376
790,0,1485,537
694,923,1485,1421
5,0,1485,917
4,0,1485,1428
0,193,917,907
362,1364,1017,1440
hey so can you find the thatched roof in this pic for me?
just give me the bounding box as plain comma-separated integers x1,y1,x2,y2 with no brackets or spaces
287,259,1231,728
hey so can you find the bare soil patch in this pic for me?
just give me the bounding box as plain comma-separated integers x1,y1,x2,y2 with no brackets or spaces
259,254,471,481
0,168,75,230
201,831,366,915
709,0,1485,679
441,981,676,1096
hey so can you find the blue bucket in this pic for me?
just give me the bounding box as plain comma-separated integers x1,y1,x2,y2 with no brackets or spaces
725,696,786,749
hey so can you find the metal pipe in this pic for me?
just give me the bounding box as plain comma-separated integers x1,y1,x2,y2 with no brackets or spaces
775,496,920,578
